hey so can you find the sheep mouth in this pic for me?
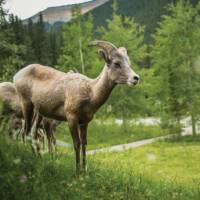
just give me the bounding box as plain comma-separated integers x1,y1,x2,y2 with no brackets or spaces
127,81,138,86
115,79,138,85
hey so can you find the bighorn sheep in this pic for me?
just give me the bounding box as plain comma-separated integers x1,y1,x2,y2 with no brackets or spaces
0,82,23,136
14,40,140,171
0,82,22,117
0,82,58,152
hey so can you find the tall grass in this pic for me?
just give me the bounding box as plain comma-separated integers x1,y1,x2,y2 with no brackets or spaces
0,134,199,200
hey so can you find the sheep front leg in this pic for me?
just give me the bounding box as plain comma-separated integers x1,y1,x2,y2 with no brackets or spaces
22,102,34,143
68,115,81,173
43,120,55,153
79,124,88,170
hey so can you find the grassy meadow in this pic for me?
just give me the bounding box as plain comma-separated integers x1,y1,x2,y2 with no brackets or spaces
0,133,199,200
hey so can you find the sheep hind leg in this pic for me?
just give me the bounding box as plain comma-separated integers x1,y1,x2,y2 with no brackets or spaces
16,120,24,141
68,115,81,174
43,120,53,154
38,129,45,151
31,114,43,156
79,124,88,171
52,134,57,152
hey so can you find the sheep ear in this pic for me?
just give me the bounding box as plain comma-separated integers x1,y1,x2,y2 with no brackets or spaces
98,50,111,65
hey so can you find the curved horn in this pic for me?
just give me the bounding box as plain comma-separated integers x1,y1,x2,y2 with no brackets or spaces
89,40,117,55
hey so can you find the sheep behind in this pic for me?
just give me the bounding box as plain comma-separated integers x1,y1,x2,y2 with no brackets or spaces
0,82,58,152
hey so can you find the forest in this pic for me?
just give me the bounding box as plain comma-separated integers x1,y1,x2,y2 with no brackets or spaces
0,0,200,199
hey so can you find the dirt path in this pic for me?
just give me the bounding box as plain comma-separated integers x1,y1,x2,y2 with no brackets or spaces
56,140,72,148
87,134,173,155
56,134,174,154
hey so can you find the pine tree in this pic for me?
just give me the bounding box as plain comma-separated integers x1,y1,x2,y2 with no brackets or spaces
0,0,25,81
0,0,6,25
48,28,59,66
33,13,50,65
58,6,98,76
9,14,25,45
23,18,37,63
152,1,200,135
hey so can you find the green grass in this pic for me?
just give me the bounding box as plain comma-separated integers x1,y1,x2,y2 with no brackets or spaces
0,134,199,200
93,139,200,187
55,119,169,149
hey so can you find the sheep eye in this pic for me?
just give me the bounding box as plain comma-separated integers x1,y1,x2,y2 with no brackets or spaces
114,62,121,68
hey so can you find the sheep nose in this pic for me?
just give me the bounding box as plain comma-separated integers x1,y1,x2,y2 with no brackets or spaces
133,75,140,83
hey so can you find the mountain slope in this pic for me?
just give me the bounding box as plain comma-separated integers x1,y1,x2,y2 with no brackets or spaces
24,0,199,41
89,0,199,41
24,0,109,25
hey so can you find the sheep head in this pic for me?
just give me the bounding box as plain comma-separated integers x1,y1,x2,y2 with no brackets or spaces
89,40,140,86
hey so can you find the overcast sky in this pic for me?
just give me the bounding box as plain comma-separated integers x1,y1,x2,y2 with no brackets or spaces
4,0,90,19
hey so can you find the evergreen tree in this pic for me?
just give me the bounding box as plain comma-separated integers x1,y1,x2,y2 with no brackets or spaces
0,0,6,25
33,13,50,65
151,1,200,135
9,14,25,45
98,1,146,66
23,18,37,63
49,29,59,66
58,6,99,76
0,0,25,81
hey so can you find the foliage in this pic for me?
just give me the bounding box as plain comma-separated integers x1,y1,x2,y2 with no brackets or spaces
151,0,200,134
0,5,61,81
0,2,25,81
88,0,199,42
98,1,147,68
58,7,100,76
31,13,50,65
0,0,6,25
24,13,61,66
49,28,60,66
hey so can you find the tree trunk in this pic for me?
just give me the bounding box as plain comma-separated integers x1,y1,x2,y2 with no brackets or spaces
79,39,85,74
176,117,182,136
191,114,196,136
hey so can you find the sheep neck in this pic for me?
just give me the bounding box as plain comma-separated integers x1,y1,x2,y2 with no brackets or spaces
91,65,116,109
